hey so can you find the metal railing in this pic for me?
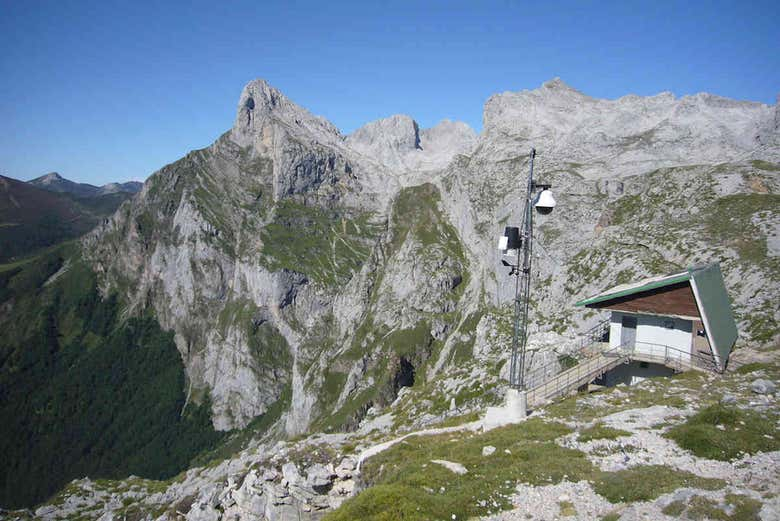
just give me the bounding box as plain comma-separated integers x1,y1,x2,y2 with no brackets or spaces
631,341,720,373
578,318,611,351
527,346,630,406
524,340,721,408
523,323,611,391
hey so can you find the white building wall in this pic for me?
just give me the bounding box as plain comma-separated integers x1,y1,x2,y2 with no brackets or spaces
609,312,692,360
609,315,622,349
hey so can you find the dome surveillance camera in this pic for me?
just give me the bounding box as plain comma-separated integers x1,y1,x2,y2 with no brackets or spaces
534,189,556,214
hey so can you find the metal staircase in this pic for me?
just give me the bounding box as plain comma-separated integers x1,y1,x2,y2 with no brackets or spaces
526,346,630,408
522,323,720,409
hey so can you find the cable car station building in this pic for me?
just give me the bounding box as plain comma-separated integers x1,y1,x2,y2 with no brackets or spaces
575,263,738,385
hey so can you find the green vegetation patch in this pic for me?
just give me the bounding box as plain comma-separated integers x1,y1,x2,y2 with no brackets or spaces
734,362,774,375
706,193,780,265
328,413,727,519
666,403,779,461
662,493,762,521
742,299,779,345
390,184,465,260
558,500,576,517
610,194,643,226
0,247,223,509
260,199,382,286
593,465,724,503
751,160,780,171
662,499,687,517
449,311,483,364
577,423,631,442
326,419,593,520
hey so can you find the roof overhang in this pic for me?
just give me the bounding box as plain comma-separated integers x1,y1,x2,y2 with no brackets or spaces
574,272,690,307
601,309,701,322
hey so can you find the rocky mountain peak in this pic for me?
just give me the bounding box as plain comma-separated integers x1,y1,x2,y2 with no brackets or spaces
231,78,342,149
541,76,583,94
421,119,477,147
35,172,64,184
346,115,476,175
28,172,141,197
347,114,421,154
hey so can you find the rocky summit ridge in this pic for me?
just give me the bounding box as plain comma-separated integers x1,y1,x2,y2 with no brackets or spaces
4,78,780,519
482,77,778,178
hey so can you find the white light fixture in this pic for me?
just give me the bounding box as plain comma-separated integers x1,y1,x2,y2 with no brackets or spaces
534,189,556,214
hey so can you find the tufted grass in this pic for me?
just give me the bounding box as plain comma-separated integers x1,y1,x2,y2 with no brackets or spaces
662,493,762,520
592,465,724,503
326,419,592,520
577,423,631,442
665,403,779,461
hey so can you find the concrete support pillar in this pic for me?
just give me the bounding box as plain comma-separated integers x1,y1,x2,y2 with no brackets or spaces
505,388,528,420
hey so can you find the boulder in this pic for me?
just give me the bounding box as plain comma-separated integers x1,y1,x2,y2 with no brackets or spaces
430,459,468,475
281,463,302,488
751,379,776,395
306,463,334,489
335,457,357,479
262,467,280,481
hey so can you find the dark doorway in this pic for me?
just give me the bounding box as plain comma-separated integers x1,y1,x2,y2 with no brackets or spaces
621,315,637,348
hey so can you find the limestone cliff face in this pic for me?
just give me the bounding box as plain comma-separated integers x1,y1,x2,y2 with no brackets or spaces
84,78,779,435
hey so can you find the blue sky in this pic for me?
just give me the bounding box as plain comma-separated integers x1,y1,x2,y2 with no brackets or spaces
1,0,778,186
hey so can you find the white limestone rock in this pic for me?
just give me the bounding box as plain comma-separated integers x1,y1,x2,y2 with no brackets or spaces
751,379,777,395
431,459,468,475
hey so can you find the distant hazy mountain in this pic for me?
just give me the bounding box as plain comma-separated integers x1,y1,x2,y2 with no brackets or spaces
29,172,142,197
0,174,134,262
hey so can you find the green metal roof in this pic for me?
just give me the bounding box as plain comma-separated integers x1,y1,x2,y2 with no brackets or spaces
574,272,691,307
574,263,738,370
689,263,738,370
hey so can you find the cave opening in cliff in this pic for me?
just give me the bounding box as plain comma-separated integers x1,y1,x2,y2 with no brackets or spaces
395,357,415,390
